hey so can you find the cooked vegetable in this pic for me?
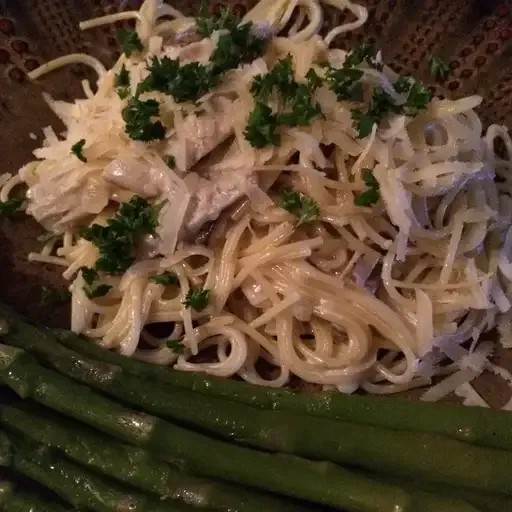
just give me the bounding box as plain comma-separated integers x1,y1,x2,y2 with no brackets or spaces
0,343,457,512
79,195,164,275
279,188,320,225
122,97,166,141
0,403,305,512
0,480,70,512
184,288,210,311
19,335,512,496
118,29,143,57
0,429,200,512
44,318,512,455
70,139,87,162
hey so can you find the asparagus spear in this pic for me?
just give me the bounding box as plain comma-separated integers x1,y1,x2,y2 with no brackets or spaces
0,402,311,512
0,303,506,454
48,325,512,453
0,480,71,512
0,428,210,512
4,323,512,499
0,344,479,512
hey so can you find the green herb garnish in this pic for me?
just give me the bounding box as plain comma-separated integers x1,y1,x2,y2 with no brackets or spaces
279,188,320,226
402,81,432,115
343,43,382,70
80,266,99,285
278,83,324,126
354,168,380,206
351,109,375,139
428,54,450,80
163,155,176,169
84,284,112,300
118,29,143,57
167,338,185,354
40,286,71,308
196,3,240,37
244,102,279,148
251,56,296,101
79,196,164,275
210,22,267,75
115,64,131,99
0,198,24,218
326,67,364,102
122,97,166,141
151,272,179,285
71,139,87,163
184,288,210,311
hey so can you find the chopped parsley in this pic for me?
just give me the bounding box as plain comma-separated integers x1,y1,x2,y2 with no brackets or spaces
428,54,450,80
71,139,87,162
151,272,179,285
138,57,216,103
118,29,143,57
79,196,164,275
209,22,267,75
80,266,99,285
279,188,320,226
115,64,131,99
196,3,240,37
343,43,382,70
40,286,71,308
122,97,166,142
163,155,176,169
246,56,324,147
84,284,112,300
401,81,432,116
326,67,364,102
244,102,279,148
184,288,210,311
354,168,380,206
167,338,185,354
0,197,24,218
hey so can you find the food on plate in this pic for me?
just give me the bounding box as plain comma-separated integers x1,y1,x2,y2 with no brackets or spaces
3,310,508,512
1,0,512,401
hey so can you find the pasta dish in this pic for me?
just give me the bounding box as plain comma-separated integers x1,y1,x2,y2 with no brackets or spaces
4,0,512,402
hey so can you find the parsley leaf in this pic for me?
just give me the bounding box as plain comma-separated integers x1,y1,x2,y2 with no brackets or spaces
277,83,324,126
0,198,24,218
122,97,166,141
118,29,143,57
428,54,450,80
115,64,131,99
138,57,216,104
403,82,432,115
251,56,296,101
163,155,176,169
167,338,185,354
71,139,87,162
40,286,71,308
244,102,279,148
79,196,164,275
354,168,380,206
279,188,320,226
343,43,381,70
151,272,179,285
80,266,99,285
84,284,112,299
184,288,210,311
196,3,240,37
210,22,267,75
351,109,375,138
326,67,364,102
